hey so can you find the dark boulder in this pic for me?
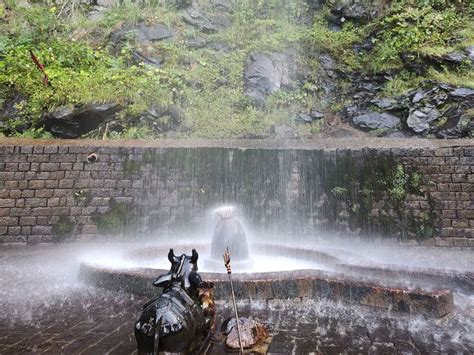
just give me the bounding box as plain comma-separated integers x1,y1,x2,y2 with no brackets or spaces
0,91,29,133
330,0,379,24
209,14,231,29
410,86,449,106
111,22,173,45
353,112,400,130
318,53,336,71
244,52,295,106
436,116,473,139
182,5,218,33
140,104,185,132
442,51,467,65
210,0,233,12
185,35,206,49
370,97,404,110
435,102,474,139
208,42,231,53
306,0,325,11
131,51,162,67
412,91,426,103
43,103,120,138
406,106,440,133
450,88,474,98
310,110,325,120
134,23,174,43
110,22,174,67
173,0,193,9
296,113,313,123
465,46,474,62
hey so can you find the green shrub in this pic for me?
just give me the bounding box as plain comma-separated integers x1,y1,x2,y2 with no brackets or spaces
368,4,463,71
52,215,74,240
308,18,364,70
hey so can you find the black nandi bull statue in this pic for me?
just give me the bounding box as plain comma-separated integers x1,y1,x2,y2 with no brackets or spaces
135,249,214,354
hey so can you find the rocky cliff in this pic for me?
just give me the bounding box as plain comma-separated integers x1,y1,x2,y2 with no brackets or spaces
0,0,472,139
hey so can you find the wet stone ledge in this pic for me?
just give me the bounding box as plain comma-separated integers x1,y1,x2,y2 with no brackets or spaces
79,263,454,319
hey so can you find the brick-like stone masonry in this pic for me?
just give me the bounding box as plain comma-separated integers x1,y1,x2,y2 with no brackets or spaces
396,146,473,247
0,140,472,247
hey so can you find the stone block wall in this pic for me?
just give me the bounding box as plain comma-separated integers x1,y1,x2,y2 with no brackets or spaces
400,146,474,247
0,139,472,247
395,147,473,247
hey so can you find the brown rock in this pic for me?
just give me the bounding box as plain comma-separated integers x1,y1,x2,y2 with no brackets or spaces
223,317,269,350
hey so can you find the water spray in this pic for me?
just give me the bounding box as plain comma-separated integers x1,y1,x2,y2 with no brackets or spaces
223,247,244,354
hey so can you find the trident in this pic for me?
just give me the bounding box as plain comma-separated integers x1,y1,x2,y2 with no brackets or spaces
223,247,244,354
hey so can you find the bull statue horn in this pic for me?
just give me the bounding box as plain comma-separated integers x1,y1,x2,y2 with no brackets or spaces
168,249,176,263
190,249,199,264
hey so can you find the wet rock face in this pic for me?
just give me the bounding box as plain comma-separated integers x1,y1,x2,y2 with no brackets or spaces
182,5,217,33
343,77,474,138
329,0,380,24
110,22,174,67
353,112,400,130
451,88,474,98
139,104,185,133
407,106,440,133
466,45,474,61
244,52,295,106
182,3,231,33
42,103,120,138
132,23,174,43
442,51,467,65
210,0,233,12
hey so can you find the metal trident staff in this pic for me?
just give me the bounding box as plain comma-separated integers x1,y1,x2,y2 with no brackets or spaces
223,247,244,354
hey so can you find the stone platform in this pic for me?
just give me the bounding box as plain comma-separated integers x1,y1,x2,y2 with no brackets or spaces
1,289,473,354
79,244,461,319
80,263,454,319
1,245,473,354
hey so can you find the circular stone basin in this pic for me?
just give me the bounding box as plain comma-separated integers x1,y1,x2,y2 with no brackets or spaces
125,243,337,273
78,242,473,318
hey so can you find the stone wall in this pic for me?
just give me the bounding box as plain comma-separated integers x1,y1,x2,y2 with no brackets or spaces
0,139,472,247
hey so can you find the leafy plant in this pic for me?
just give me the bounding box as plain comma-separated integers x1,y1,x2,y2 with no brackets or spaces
92,202,131,235
331,186,349,197
308,18,364,70
13,127,54,138
52,215,74,240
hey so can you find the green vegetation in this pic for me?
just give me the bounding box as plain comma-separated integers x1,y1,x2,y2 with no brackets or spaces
1,0,472,138
308,18,364,70
92,201,132,235
52,215,74,240
0,3,176,136
0,0,309,138
331,186,348,197
308,0,474,96
383,164,424,203
386,164,409,202
368,2,463,70
381,70,425,96
322,154,435,240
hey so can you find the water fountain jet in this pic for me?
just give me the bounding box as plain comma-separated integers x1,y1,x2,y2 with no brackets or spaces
205,206,253,272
